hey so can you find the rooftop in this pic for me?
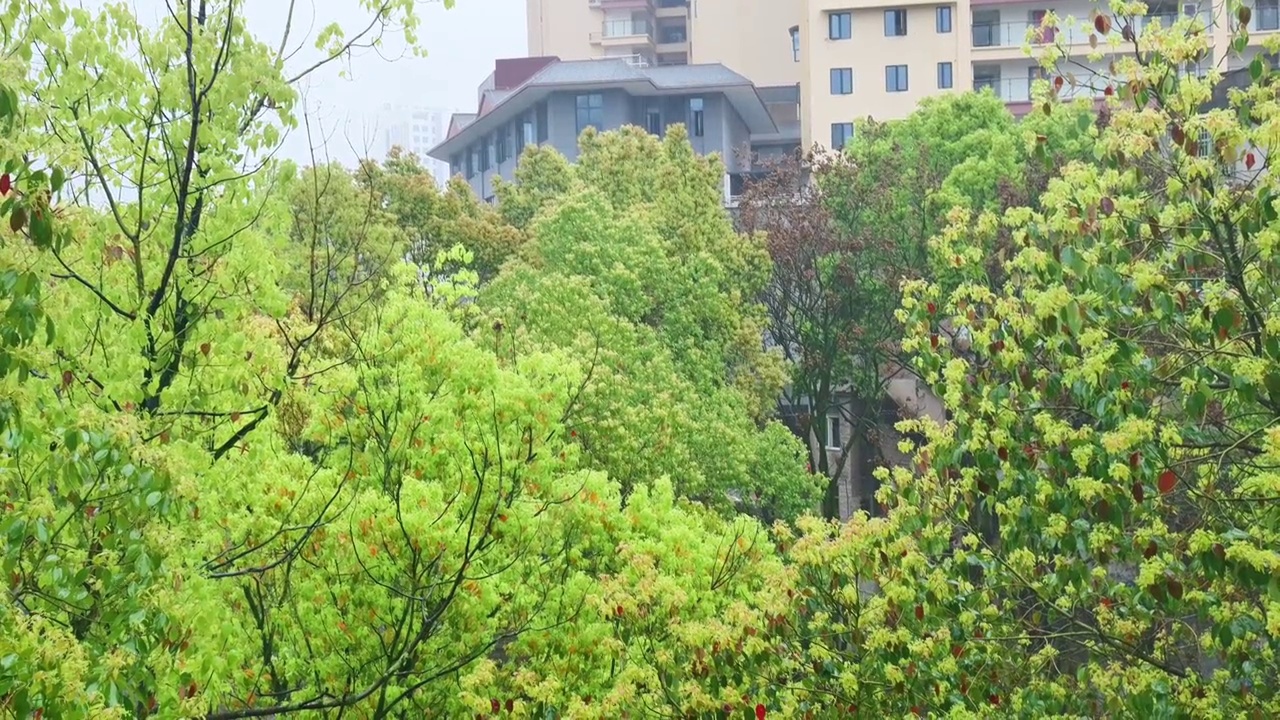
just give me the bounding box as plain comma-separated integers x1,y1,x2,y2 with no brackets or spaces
429,57,786,161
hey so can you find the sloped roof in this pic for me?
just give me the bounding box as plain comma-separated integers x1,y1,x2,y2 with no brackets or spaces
429,58,776,160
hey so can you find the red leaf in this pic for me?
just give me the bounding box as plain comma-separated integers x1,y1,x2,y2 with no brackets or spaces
1246,152,1257,170
1054,75,1064,91
491,699,500,714
61,370,73,387
989,693,1001,706
1158,469,1177,494
505,698,514,712
1131,481,1145,503
1129,451,1140,468
200,342,210,357
1104,85,1114,97
0,173,9,196
915,604,925,621
756,703,767,720
1144,541,1158,559
1094,14,1112,34
930,333,939,349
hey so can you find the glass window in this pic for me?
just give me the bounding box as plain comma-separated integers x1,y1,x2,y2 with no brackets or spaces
937,61,953,89
828,12,851,40
831,122,854,150
886,64,909,92
830,67,853,94
827,417,842,449
689,97,704,137
575,93,604,134
790,26,800,61
536,102,549,142
496,130,507,164
936,6,952,33
467,148,477,178
646,108,662,135
884,9,908,36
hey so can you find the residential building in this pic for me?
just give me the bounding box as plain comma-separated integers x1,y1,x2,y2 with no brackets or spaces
427,56,801,205
798,1,1264,150
525,0,803,87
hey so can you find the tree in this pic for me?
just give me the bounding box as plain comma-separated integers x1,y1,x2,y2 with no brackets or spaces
871,6,1280,715
361,149,524,282
487,126,817,521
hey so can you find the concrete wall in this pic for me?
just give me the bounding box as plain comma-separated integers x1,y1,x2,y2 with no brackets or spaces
691,0,804,86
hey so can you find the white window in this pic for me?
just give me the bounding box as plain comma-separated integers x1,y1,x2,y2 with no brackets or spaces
826,417,842,449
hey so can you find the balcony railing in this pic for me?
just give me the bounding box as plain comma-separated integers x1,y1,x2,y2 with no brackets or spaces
971,13,1212,49
603,19,649,38
973,76,1095,103
591,53,650,68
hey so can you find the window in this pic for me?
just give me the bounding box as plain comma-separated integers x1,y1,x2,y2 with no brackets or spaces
485,137,495,170
467,148,477,178
826,417,842,449
937,61,953,89
575,93,604,134
830,67,853,94
936,6,952,33
536,102,549,142
496,130,508,164
831,122,854,150
689,97,704,137
886,64,909,92
829,12,851,39
790,26,800,61
646,108,662,135
450,153,462,177
1197,129,1212,158
884,9,907,36
523,120,536,147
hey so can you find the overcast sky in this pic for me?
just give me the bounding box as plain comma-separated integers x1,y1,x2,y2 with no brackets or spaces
93,0,527,165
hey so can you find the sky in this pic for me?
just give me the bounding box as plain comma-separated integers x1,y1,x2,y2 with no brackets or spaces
94,0,528,165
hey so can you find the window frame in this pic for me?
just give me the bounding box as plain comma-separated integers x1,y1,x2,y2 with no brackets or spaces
646,107,662,135
790,26,801,61
884,8,908,36
689,97,705,137
830,67,853,95
936,6,952,33
828,11,852,40
575,93,604,134
826,416,843,450
937,61,953,89
831,122,854,150
886,64,909,92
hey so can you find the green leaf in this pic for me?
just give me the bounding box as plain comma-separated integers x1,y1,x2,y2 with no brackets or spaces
50,166,64,193
1251,56,1265,81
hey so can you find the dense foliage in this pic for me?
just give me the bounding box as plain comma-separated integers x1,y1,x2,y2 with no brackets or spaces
1,1,1277,718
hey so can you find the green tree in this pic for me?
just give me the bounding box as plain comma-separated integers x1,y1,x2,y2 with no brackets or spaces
487,126,816,520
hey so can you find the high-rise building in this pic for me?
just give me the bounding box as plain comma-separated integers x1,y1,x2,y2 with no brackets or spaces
528,1,1262,152
377,104,453,187
525,0,803,87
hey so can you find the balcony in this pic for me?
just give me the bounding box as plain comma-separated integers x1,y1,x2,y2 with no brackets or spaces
655,0,688,18
974,76,1098,104
971,12,1212,51
590,19,653,46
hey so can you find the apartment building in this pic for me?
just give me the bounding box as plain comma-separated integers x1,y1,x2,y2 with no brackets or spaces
799,0,1280,149
525,0,803,86
376,104,454,187
427,56,801,203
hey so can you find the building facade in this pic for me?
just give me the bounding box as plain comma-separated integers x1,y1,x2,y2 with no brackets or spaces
428,57,801,204
377,104,453,187
527,1,1275,152
525,0,803,87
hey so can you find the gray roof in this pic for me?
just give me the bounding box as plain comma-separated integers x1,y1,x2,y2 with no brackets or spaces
429,59,778,160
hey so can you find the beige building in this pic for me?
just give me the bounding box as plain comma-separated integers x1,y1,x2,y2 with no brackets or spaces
525,0,803,86
528,1,1274,152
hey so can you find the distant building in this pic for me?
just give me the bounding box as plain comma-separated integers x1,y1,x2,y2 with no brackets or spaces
377,104,453,187
427,56,800,205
